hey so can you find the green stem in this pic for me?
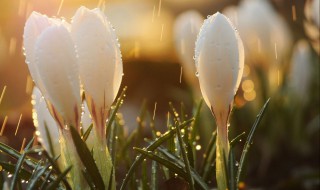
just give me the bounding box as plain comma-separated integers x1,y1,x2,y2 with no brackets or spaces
60,129,89,190
216,128,229,190
92,127,115,190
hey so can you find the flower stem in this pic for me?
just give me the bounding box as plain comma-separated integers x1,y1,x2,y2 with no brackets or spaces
60,128,89,189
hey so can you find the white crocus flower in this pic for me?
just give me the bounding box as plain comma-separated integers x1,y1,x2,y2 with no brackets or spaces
195,12,244,190
289,40,312,103
174,10,203,95
24,12,81,129
236,0,292,67
32,87,59,157
71,7,121,189
24,12,85,189
71,6,123,141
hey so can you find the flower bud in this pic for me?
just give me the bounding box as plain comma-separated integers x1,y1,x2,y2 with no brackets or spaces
24,12,81,128
174,10,203,91
195,12,244,190
71,6,123,138
195,12,244,120
235,0,292,67
289,40,312,103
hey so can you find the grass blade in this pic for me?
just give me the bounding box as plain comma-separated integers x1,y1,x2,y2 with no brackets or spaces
156,146,209,190
82,124,93,141
10,152,26,190
27,164,51,190
200,131,216,176
46,166,72,190
236,98,270,184
82,169,95,190
119,118,194,190
39,169,53,189
44,122,55,157
0,162,32,180
69,126,105,190
134,147,209,190
228,149,236,190
106,86,127,139
230,132,246,148
175,122,194,190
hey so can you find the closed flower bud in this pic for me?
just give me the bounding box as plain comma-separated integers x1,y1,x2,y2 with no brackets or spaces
236,0,292,67
24,12,81,129
195,12,244,190
71,6,123,139
174,10,203,93
289,40,312,103
195,12,244,121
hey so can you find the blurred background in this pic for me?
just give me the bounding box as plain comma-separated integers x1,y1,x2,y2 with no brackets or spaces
0,0,319,189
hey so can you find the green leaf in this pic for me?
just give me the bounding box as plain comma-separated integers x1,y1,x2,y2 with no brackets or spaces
119,119,194,190
44,122,55,157
107,166,114,190
228,149,236,190
82,124,93,141
230,132,246,148
151,160,157,190
0,162,32,181
82,169,96,190
0,142,37,169
134,148,209,190
46,166,72,190
106,86,127,139
69,126,105,190
10,152,26,190
236,98,270,184
43,152,71,190
175,123,194,190
200,131,216,177
156,146,209,190
39,169,53,189
142,159,149,190
27,163,51,190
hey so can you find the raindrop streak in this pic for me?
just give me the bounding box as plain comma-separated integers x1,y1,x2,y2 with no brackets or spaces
9,38,17,56
18,0,26,17
26,75,33,95
153,102,157,121
57,0,64,15
0,85,7,105
160,24,164,41
179,66,183,84
0,116,8,136
15,114,23,136
152,5,156,23
20,138,26,153
97,0,104,8
278,69,280,86
291,5,297,21
274,43,278,60
157,0,162,17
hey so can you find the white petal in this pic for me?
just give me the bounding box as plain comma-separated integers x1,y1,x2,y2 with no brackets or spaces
32,87,60,156
71,6,123,123
23,12,52,94
34,24,81,127
195,12,244,113
174,10,203,88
